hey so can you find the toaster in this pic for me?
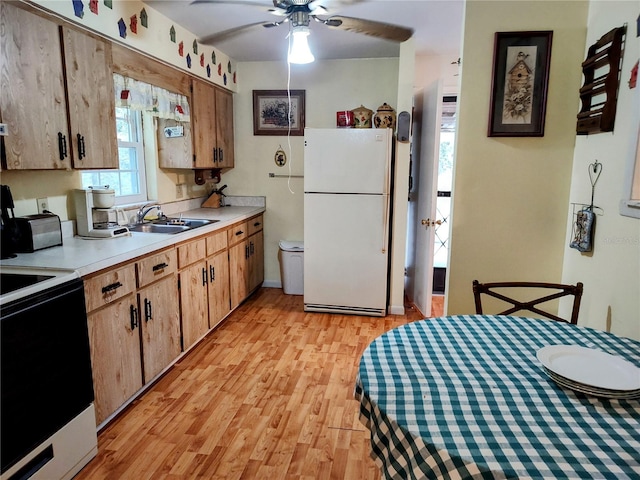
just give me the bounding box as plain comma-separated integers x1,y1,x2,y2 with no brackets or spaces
14,213,63,252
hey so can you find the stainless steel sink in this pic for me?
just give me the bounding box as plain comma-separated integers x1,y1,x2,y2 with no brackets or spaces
128,217,218,234
128,223,191,234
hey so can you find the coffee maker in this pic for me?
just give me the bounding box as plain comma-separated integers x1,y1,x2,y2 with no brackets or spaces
73,188,130,238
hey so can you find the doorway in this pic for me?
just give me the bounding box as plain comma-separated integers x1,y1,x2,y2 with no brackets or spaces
432,96,457,295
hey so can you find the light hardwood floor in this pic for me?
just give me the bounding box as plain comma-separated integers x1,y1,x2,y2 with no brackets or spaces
75,288,439,480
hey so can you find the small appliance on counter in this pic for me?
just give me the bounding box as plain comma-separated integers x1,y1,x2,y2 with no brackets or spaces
13,213,63,252
73,187,129,238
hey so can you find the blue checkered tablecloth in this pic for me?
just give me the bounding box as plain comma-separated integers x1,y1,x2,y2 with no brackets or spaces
355,315,640,479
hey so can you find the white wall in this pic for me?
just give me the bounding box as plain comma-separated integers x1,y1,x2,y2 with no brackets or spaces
560,1,640,340
223,59,400,292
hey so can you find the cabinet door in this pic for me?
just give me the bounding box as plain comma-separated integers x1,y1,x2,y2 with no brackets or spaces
229,239,249,310
157,118,193,168
139,275,181,382
191,79,216,168
0,4,70,170
62,26,118,169
87,294,142,425
249,230,264,292
215,87,234,168
179,260,209,350
208,250,230,329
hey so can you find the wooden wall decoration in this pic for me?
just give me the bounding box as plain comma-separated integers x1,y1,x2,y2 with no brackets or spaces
576,26,626,135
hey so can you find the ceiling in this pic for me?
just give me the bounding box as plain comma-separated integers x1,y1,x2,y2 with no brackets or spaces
145,0,464,62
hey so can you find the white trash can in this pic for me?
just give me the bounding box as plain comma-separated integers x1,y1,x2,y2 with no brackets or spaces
279,240,304,295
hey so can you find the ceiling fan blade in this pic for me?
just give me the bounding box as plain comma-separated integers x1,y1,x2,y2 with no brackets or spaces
191,0,274,7
324,15,413,42
198,21,281,45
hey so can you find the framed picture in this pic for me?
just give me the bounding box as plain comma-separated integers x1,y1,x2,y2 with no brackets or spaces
253,90,305,136
487,31,553,137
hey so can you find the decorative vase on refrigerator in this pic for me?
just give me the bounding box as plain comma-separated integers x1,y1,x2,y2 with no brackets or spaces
303,128,393,316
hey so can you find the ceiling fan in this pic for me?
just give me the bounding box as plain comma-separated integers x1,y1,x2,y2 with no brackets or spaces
191,0,414,52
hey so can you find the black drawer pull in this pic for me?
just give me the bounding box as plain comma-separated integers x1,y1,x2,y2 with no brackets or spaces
152,262,169,272
209,265,215,282
102,281,123,294
202,267,208,286
130,304,138,330
219,148,223,162
77,133,86,160
213,147,218,163
58,132,68,160
253,222,261,227
235,230,244,236
144,298,152,322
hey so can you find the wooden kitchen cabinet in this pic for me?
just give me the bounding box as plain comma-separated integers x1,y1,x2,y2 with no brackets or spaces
229,215,264,309
157,118,193,168
206,230,231,329
191,79,234,169
178,238,210,350
85,248,180,425
0,3,70,169
136,249,181,382
85,264,141,425
61,26,118,169
0,3,117,170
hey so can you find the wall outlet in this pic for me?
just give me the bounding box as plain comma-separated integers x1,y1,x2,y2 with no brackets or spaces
37,197,49,214
175,184,184,199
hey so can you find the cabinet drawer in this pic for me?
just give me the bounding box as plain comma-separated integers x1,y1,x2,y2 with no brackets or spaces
137,248,177,288
247,215,264,236
84,263,136,312
206,229,228,256
178,238,206,268
227,221,248,246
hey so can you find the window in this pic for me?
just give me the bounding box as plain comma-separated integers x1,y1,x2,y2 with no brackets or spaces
81,107,147,205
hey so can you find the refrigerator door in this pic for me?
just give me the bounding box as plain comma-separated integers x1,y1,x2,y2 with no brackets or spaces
304,128,391,194
304,193,389,316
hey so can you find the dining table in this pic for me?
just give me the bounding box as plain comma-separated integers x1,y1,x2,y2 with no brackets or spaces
354,315,640,479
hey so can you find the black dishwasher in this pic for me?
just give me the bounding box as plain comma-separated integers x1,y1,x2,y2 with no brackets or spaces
1,277,95,476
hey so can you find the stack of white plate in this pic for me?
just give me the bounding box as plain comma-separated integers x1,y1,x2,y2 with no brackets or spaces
537,345,640,399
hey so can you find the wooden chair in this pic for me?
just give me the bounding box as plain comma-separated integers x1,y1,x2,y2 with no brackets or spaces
472,280,584,324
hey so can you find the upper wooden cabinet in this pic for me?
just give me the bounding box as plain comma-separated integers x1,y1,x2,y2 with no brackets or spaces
0,3,70,169
61,26,118,169
0,3,117,170
191,79,234,169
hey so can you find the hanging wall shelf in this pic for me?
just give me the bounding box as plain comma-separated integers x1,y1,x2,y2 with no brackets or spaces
576,25,626,135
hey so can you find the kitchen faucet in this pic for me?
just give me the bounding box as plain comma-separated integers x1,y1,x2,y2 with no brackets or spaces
136,203,164,223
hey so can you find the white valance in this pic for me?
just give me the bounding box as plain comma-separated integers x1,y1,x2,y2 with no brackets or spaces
113,73,190,121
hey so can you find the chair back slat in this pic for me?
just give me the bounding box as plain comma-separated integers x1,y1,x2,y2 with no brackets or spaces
472,280,583,324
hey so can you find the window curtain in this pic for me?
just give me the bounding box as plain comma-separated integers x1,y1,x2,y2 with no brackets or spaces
113,73,190,121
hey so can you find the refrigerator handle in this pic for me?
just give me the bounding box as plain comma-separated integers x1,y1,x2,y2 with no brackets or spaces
382,194,390,254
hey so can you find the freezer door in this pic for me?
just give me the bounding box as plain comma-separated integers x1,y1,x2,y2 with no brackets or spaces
304,128,391,194
304,193,389,315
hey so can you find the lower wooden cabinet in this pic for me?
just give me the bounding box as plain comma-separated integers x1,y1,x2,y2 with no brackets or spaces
229,215,264,309
85,215,263,426
85,248,180,425
87,293,142,425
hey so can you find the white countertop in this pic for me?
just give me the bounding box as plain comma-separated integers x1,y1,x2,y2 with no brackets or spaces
0,205,265,278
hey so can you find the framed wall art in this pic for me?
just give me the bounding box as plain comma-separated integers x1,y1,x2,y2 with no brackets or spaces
253,90,305,136
487,31,553,137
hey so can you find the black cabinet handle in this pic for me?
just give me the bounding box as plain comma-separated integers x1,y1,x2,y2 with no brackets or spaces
219,148,223,162
235,230,244,236
202,267,208,286
245,245,249,259
213,147,218,163
209,265,215,282
253,221,261,227
250,241,254,256
144,298,152,322
77,133,86,160
152,262,169,272
101,281,123,294
130,304,138,330
58,132,68,160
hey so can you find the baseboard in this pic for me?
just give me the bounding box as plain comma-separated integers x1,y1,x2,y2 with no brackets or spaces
388,305,405,315
262,280,282,289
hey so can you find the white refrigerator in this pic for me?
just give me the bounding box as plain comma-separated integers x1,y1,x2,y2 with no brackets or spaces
303,128,393,316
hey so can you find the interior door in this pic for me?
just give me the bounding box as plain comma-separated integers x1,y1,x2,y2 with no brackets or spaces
406,80,443,316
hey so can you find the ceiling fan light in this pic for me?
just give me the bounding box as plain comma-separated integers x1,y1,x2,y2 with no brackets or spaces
288,26,314,64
